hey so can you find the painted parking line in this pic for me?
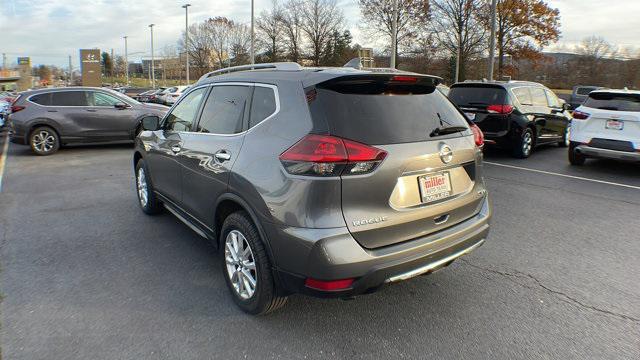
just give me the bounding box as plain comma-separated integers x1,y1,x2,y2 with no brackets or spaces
0,131,9,192
484,161,640,191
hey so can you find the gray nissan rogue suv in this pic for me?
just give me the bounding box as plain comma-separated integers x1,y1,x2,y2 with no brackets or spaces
133,63,491,314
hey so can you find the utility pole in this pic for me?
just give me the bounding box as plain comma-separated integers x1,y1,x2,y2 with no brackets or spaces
110,48,115,85
488,0,498,81
149,24,156,88
182,4,191,84
455,45,460,83
250,0,255,65
390,0,398,69
68,55,73,85
124,36,129,85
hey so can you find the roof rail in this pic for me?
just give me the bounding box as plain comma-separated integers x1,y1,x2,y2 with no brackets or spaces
198,62,303,82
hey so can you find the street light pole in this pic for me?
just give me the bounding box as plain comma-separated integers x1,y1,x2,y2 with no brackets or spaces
149,24,155,88
250,0,255,65
123,36,129,85
488,0,498,80
390,0,398,69
182,4,191,84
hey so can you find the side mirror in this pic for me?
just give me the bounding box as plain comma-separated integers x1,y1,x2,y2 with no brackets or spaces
114,103,129,110
141,116,160,131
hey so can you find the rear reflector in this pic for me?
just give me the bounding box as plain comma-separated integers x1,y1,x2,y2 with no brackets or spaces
279,134,387,176
572,110,590,120
470,123,484,147
487,104,514,114
305,278,355,291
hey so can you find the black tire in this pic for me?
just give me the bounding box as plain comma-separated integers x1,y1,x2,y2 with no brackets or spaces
220,211,287,315
135,159,162,214
558,126,570,147
29,126,60,156
568,142,586,166
512,127,534,159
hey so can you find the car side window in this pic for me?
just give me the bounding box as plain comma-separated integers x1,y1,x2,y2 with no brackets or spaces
250,86,277,128
512,87,532,106
30,93,52,106
530,87,548,107
545,90,561,108
51,91,89,106
196,85,252,134
90,92,124,107
163,87,206,132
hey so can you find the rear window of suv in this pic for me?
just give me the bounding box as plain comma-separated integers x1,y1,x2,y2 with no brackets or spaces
576,87,598,96
309,76,469,145
449,85,508,107
583,93,640,112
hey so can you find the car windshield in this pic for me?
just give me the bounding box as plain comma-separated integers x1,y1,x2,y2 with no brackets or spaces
583,93,640,112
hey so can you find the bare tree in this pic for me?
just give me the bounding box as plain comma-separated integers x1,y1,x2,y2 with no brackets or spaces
576,36,615,59
229,22,252,66
206,17,234,69
358,0,430,64
431,0,486,81
299,0,344,66
257,0,284,62
280,0,305,62
179,22,214,77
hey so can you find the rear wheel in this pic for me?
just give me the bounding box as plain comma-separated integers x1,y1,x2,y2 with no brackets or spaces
512,128,534,159
135,160,162,214
29,126,59,155
221,211,287,315
568,142,586,166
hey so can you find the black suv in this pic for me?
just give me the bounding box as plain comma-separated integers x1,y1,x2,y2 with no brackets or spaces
449,81,571,158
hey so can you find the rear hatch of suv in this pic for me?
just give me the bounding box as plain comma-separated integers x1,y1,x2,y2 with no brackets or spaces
449,84,512,135
577,92,640,149
307,74,485,249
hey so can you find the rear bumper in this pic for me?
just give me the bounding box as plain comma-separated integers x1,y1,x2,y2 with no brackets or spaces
270,195,491,298
576,145,640,162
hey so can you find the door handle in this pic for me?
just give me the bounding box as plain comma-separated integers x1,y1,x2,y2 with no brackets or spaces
47,110,57,113
86,109,97,112
214,151,231,162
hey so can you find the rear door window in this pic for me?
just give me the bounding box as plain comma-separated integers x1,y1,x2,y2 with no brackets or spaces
512,87,532,105
583,93,640,112
30,93,52,106
311,78,469,145
449,86,507,107
51,91,89,106
250,86,277,128
196,85,251,134
530,87,548,107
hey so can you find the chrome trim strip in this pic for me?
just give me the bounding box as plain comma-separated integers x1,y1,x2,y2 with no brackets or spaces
385,239,485,283
163,204,209,239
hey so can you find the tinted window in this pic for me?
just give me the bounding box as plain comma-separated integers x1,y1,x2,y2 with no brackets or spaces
250,86,277,128
197,85,251,134
583,93,640,112
530,87,548,106
449,86,507,106
164,87,206,131
512,87,532,105
576,87,598,96
311,85,469,145
51,91,89,106
90,92,124,106
545,90,562,108
30,93,52,106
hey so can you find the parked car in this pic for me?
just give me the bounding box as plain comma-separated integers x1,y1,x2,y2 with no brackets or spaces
8,87,168,155
135,89,160,103
164,85,190,106
569,85,604,109
449,81,572,158
568,89,640,165
154,87,174,105
134,63,491,314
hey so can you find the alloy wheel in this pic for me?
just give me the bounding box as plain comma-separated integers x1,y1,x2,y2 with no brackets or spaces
32,130,56,153
224,230,257,300
137,168,148,208
522,131,533,156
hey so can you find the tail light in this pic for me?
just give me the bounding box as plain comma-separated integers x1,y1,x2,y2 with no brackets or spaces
572,110,590,120
305,278,354,291
279,134,387,176
10,105,25,113
487,104,514,114
470,123,484,147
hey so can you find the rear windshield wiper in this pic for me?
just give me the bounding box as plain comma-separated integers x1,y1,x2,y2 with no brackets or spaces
430,126,468,137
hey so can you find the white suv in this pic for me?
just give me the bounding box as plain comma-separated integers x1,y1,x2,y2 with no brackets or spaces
569,89,640,165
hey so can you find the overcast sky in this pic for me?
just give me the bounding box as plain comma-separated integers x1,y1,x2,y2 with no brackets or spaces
1,0,639,67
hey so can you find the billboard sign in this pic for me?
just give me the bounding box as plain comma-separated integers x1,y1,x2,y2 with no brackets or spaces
17,57,30,66
80,49,101,87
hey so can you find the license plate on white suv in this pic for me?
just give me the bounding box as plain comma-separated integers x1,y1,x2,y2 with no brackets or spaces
606,119,624,130
419,172,452,203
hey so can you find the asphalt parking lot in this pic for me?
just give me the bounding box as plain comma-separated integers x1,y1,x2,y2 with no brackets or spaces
1,139,639,359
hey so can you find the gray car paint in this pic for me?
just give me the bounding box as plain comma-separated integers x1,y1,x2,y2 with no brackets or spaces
9,87,167,145
135,68,491,292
